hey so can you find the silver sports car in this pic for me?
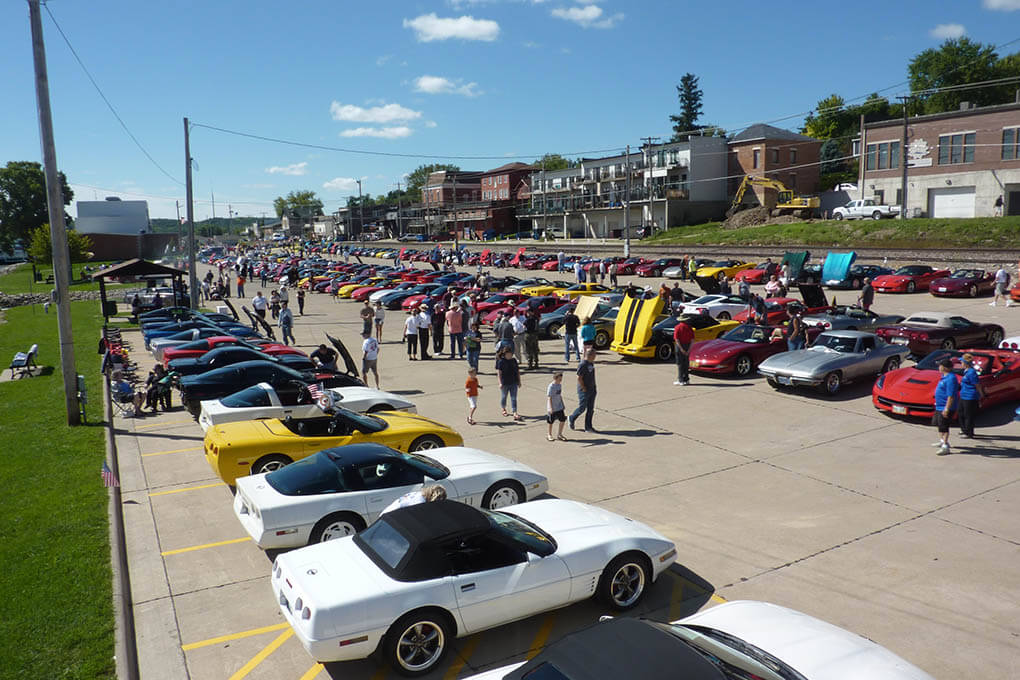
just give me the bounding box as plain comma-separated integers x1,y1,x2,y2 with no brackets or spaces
802,306,904,332
757,330,909,395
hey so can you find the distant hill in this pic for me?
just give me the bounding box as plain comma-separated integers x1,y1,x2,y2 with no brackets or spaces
150,217,256,236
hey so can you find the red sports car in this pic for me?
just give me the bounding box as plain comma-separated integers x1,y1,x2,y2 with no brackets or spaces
1010,282,1020,302
872,265,950,293
689,324,793,377
162,336,302,367
928,269,997,298
474,292,528,315
873,349,1020,417
617,257,652,275
635,257,685,278
733,261,780,284
875,312,1005,356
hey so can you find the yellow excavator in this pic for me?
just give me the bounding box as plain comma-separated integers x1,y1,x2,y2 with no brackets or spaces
728,176,820,218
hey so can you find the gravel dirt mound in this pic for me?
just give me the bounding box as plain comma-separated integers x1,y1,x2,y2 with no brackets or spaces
722,207,770,229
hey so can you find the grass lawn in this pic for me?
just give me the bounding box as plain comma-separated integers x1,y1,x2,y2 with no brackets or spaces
645,215,1020,249
0,262,129,294
0,301,115,680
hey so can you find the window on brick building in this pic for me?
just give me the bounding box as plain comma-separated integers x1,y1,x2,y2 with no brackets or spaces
865,141,900,170
770,149,779,164
1003,128,1019,160
790,149,797,164
938,132,976,165
752,149,760,169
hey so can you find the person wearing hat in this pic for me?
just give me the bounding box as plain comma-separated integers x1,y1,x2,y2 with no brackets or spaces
958,353,982,439
932,357,960,455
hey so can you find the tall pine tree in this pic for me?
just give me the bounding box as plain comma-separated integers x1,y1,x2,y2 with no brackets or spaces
670,73,704,142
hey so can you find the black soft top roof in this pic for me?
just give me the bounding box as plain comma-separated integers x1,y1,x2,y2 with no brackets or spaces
503,617,724,680
384,499,490,546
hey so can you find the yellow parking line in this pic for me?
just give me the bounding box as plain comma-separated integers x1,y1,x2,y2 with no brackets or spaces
160,537,250,556
182,622,289,651
149,482,226,497
668,576,685,621
444,634,481,680
141,446,203,458
227,628,294,680
135,419,196,430
525,613,557,660
710,593,728,604
298,663,323,680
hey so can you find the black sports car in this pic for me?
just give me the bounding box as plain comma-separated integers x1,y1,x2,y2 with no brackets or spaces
167,346,315,377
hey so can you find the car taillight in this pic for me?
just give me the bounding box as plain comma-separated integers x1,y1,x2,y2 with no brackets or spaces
697,308,708,315
822,322,832,329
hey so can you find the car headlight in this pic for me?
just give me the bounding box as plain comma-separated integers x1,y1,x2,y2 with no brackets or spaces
875,375,885,389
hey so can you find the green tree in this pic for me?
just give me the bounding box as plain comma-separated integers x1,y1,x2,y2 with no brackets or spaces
27,224,93,264
803,94,850,140
537,154,573,171
909,38,1018,114
669,73,704,142
272,190,323,218
0,161,74,252
405,164,460,196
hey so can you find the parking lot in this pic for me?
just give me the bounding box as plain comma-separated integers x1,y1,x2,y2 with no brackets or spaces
115,257,1020,679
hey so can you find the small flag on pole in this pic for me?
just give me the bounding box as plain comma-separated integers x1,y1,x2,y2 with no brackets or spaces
307,383,323,400
101,461,120,488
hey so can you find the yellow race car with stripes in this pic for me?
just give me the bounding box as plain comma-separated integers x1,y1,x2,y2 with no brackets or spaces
204,406,463,485
555,282,611,300
612,289,739,360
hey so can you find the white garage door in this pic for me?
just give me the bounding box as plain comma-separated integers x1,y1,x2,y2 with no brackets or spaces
927,186,975,218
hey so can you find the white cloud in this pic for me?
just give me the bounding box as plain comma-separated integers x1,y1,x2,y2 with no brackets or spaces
322,177,360,192
930,23,966,39
425,120,439,128
551,4,622,28
329,101,422,124
265,162,308,176
983,0,1020,9
376,54,393,66
403,13,500,42
340,126,414,139
413,75,482,97
523,40,541,48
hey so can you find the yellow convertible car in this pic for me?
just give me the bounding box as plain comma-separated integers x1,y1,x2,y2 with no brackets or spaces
695,260,755,279
519,280,572,297
555,282,611,299
204,406,463,485
336,277,385,298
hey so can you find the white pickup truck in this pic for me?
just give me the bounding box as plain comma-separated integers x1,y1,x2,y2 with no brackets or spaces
831,199,901,221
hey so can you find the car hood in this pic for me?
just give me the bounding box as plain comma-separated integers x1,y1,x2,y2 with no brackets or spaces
326,333,360,377
821,252,856,283
874,275,911,285
679,601,934,680
427,446,543,479
690,339,751,360
929,277,969,288
878,367,941,395
509,499,666,554
759,347,853,374
330,386,414,411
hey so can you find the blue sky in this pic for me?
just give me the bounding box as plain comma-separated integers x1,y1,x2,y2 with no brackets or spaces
2,0,1018,219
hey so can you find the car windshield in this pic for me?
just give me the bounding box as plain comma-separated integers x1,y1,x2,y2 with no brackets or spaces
220,385,272,408
265,452,347,495
665,623,807,680
484,294,509,303
565,284,586,291
950,269,983,279
813,334,858,352
401,451,450,480
691,295,721,305
721,325,770,343
915,350,991,375
336,406,387,433
484,508,556,556
894,266,928,275
357,518,411,569
709,261,732,268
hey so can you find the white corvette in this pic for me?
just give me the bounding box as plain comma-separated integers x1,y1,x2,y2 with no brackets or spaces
680,294,750,320
235,443,549,549
271,498,676,675
197,382,415,432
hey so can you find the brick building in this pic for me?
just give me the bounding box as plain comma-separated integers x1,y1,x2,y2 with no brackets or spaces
861,100,1020,217
727,124,822,199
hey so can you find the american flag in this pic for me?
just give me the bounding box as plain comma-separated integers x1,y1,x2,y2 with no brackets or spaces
307,383,323,400
101,461,120,488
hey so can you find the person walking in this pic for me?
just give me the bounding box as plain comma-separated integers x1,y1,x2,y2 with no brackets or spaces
609,261,619,287
569,349,597,432
252,291,268,319
573,260,583,284
431,304,446,356
360,300,374,336
546,372,567,441
857,278,874,311
446,303,464,358
279,301,295,345
260,268,268,289
932,357,959,455
237,273,246,298
279,284,289,307
958,353,981,439
404,309,419,360
270,289,281,319
598,259,607,284
787,307,808,350
496,346,522,421
361,330,380,389
493,311,515,356
990,266,1013,306
679,255,689,281
464,322,482,371
524,307,541,369
687,257,697,281
296,288,306,315
563,306,581,362
673,317,694,386
465,367,481,425
579,316,596,352
417,305,432,360
374,302,385,342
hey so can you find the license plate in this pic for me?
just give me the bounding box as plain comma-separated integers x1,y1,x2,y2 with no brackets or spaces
778,376,792,385
937,287,947,292
890,337,909,345
892,405,907,414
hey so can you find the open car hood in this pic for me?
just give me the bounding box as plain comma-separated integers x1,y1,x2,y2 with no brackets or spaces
797,283,829,309
694,275,721,294
217,297,241,320
822,251,856,283
326,333,360,378
781,251,810,280
242,305,277,340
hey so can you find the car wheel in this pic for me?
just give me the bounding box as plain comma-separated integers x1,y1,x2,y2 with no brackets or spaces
822,371,842,396
655,343,673,361
766,377,779,389
597,553,650,611
872,211,882,220
989,330,1003,346
717,312,731,320
409,434,444,451
367,404,395,413
906,281,916,293
250,454,292,477
310,511,366,543
547,321,561,336
940,337,956,350
594,329,611,349
834,212,844,221
882,356,901,373
481,480,526,509
734,354,753,377
384,610,452,677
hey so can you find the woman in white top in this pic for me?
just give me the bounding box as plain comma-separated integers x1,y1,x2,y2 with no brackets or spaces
404,310,418,360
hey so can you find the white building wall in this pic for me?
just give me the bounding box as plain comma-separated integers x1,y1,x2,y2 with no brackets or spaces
687,136,728,202
867,168,1020,218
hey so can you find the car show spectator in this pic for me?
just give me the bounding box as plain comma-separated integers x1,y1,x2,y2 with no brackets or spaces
673,318,694,386
360,300,374,336
278,301,295,345
465,367,481,425
524,308,541,369
416,306,432,360
511,309,527,361
933,358,959,455
857,278,875,311
310,344,338,371
404,309,419,360
464,322,482,371
787,307,808,351
563,307,581,361
958,353,982,439
374,302,385,341
764,275,783,297
496,346,521,421
569,349,598,432
579,316,596,351
252,291,268,319
990,266,1012,307
445,303,465,359
361,331,380,389
296,288,305,315
546,372,567,441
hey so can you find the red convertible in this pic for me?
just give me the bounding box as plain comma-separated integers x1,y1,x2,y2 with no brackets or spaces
872,265,950,293
875,312,1005,356
928,269,996,298
689,324,795,377
873,349,1020,417
733,261,780,284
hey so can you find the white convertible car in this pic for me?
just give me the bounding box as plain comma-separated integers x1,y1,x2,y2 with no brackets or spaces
465,600,934,679
198,382,415,432
679,294,750,320
235,443,549,549
272,498,676,674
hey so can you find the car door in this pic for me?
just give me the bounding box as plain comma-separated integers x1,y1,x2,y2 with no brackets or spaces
853,336,883,376
949,317,982,345
447,533,571,634
351,459,427,522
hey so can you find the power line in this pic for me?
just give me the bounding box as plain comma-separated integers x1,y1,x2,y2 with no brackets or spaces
42,4,184,186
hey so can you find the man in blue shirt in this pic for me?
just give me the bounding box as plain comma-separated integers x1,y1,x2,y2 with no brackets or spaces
957,353,982,439
933,358,959,455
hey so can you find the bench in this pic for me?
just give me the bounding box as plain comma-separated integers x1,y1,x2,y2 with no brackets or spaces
9,344,39,379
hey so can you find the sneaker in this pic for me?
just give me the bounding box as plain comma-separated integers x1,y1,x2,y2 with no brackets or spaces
937,445,951,456
568,418,576,430
989,302,996,306
931,441,945,447
959,433,972,439
673,380,682,385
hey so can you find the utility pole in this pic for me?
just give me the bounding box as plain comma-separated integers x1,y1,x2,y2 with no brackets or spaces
624,145,631,257
858,113,867,202
452,173,459,249
355,179,363,244
184,117,198,308
897,96,910,220
175,200,182,251
28,0,78,425
640,136,660,237
541,160,547,240
394,181,403,238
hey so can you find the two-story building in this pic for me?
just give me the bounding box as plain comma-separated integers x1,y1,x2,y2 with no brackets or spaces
860,98,1020,217
727,123,822,201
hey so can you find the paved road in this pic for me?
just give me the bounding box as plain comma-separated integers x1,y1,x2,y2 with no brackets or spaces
115,259,1020,680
